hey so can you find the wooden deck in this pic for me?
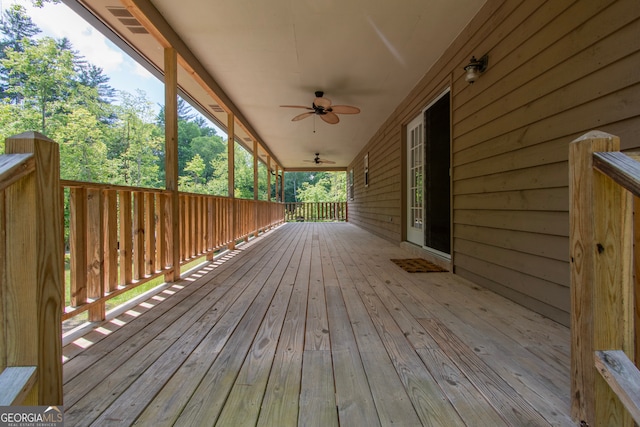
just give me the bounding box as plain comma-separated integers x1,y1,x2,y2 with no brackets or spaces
62,222,572,426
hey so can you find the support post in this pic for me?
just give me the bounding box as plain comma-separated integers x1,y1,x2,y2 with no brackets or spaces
253,140,259,235
228,113,236,249
569,131,634,426
6,132,63,405
165,47,180,282
275,165,279,202
281,169,285,203
267,156,271,202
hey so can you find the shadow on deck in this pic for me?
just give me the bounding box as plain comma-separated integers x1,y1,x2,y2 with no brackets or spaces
62,222,571,426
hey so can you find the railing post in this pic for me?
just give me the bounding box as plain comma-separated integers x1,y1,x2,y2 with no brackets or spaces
164,47,180,282
5,132,63,405
569,131,634,426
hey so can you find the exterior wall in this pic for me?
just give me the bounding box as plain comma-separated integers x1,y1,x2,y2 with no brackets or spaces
347,0,640,326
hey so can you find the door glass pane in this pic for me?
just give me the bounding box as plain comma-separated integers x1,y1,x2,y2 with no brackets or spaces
409,124,423,229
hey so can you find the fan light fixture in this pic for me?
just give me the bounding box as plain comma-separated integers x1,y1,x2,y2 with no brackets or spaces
464,54,488,84
280,91,360,125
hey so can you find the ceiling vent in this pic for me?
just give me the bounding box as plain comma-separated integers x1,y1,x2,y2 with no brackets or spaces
106,7,133,17
209,104,225,113
106,7,148,35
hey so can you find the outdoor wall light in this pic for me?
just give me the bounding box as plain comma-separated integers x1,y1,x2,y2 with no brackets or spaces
464,54,488,83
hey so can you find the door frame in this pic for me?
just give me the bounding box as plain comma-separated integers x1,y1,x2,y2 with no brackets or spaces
404,87,452,259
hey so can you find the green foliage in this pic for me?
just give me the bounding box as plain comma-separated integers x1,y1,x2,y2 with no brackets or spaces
0,5,341,203
295,172,347,203
2,36,75,132
110,90,162,187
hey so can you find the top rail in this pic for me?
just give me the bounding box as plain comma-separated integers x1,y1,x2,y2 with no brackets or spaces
593,151,640,197
61,179,171,194
0,153,34,192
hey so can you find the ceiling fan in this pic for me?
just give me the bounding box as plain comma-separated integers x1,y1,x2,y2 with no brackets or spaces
304,153,335,165
281,91,360,124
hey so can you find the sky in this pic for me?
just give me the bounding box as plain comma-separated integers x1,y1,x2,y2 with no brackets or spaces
6,0,165,108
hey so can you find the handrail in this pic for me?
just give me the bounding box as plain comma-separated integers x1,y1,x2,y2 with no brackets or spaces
594,350,640,423
570,131,638,427
61,179,170,194
63,182,285,321
593,151,640,197
0,367,37,405
0,153,34,191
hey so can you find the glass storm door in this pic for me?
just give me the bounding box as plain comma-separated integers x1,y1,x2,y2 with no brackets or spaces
406,114,424,246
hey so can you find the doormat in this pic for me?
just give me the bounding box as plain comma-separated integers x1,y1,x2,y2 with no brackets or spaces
390,258,448,273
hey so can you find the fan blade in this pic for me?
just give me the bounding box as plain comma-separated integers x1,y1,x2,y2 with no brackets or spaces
280,105,313,110
331,105,360,114
292,112,314,121
314,96,331,108
319,159,336,164
320,112,339,124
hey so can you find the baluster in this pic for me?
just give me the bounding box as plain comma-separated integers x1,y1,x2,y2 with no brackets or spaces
119,191,133,286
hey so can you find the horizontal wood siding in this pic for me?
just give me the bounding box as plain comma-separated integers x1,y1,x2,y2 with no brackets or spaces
347,125,402,242
347,0,640,325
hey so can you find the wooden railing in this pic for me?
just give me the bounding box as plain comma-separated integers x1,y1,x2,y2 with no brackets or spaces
0,132,285,406
284,202,347,222
570,131,639,426
0,132,63,406
64,184,284,322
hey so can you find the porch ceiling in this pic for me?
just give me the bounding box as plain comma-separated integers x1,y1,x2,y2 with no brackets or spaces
73,0,486,169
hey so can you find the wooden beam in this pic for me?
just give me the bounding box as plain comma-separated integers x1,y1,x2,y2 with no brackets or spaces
275,165,279,202
228,113,235,199
228,113,236,250
281,169,285,203
253,140,259,201
267,156,271,202
165,47,180,282
253,140,259,236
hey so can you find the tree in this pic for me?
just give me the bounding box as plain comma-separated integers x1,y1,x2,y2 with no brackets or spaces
180,153,206,192
0,5,41,103
0,5,40,53
2,37,75,132
207,148,228,196
294,172,347,202
110,90,162,187
53,107,112,182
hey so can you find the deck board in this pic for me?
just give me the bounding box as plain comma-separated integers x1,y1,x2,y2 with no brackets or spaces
63,222,572,426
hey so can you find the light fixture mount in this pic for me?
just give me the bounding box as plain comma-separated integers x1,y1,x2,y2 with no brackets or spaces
464,54,489,84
